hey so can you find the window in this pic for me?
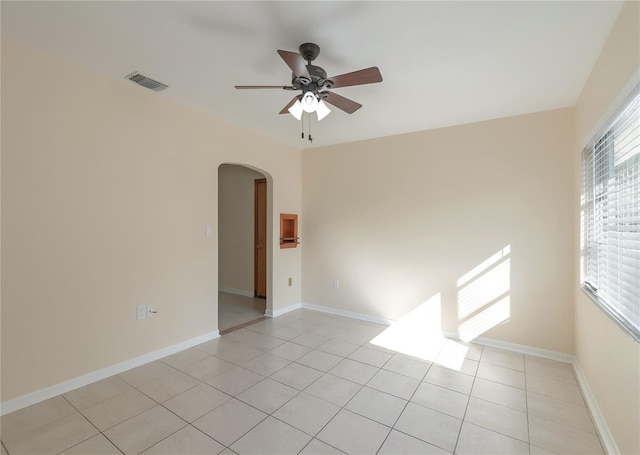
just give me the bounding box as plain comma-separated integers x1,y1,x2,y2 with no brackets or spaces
581,86,640,341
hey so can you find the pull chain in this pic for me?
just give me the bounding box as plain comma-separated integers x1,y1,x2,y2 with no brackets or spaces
298,113,314,143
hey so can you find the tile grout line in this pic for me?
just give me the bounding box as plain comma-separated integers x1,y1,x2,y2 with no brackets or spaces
524,355,532,455
451,345,483,455
4,310,598,455
66,364,204,454
299,365,366,443
374,353,435,454
198,326,433,453
376,338,468,453
154,387,268,454
189,336,371,453
274,336,395,453
464,352,536,448
97,379,191,454
59,394,126,455
357,350,400,455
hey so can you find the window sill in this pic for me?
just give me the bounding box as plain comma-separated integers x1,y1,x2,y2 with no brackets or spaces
580,286,640,344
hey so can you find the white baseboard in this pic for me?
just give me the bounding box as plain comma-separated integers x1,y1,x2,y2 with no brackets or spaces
219,286,254,298
443,330,576,364
572,361,619,455
299,304,573,363
5,297,617,455
301,302,395,325
266,302,302,318
444,332,617,453
1,330,220,416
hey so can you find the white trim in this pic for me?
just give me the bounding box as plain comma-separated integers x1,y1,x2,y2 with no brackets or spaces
443,331,576,363
434,331,619,453
283,300,619,452
443,331,615,453
579,69,640,150
6,295,617,455
572,361,620,455
265,302,302,318
0,330,220,416
301,302,394,326
219,286,254,298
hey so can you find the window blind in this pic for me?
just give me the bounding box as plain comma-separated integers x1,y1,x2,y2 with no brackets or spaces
582,87,640,340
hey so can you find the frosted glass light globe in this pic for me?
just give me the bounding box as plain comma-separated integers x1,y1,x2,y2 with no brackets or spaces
301,92,319,113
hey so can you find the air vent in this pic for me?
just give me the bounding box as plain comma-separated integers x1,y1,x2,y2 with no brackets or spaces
125,72,168,92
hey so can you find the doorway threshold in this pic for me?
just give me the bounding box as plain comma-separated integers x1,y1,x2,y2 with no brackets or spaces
220,316,268,336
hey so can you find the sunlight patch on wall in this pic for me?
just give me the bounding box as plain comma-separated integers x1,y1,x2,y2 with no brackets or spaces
457,245,511,341
457,245,510,288
458,259,511,320
370,293,448,362
459,296,510,342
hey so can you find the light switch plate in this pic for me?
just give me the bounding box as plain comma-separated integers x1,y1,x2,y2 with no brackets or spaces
137,305,147,320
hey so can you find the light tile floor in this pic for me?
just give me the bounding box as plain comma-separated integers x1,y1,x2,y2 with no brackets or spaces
218,292,266,332
1,308,604,454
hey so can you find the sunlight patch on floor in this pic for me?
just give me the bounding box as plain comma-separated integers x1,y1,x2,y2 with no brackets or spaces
370,293,451,363
369,246,513,369
432,338,470,370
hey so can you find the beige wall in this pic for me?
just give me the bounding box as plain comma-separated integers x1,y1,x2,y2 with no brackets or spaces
218,164,265,295
1,41,302,402
2,7,638,453
302,108,575,354
574,2,640,454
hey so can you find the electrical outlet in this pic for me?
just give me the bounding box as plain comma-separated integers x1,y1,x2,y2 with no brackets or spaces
288,277,292,286
147,305,157,318
137,305,147,320
333,279,340,289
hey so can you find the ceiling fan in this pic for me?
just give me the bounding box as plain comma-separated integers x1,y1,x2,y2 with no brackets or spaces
235,43,383,122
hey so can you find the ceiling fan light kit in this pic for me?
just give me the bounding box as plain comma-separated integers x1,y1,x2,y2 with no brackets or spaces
301,91,319,113
288,99,303,121
235,43,382,142
316,99,331,121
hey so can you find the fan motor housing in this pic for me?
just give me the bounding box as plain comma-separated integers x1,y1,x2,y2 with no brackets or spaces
291,64,329,90
307,64,327,80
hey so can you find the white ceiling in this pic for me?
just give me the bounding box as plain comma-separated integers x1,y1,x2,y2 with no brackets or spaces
1,1,623,148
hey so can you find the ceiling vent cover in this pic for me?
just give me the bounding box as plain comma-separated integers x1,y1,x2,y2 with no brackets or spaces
125,72,168,92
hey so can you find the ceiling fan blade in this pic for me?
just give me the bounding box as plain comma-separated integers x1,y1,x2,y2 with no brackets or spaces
277,50,311,80
326,67,383,89
323,91,362,114
235,85,292,89
279,96,300,114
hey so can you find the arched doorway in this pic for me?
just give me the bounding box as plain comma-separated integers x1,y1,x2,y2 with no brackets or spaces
218,163,272,332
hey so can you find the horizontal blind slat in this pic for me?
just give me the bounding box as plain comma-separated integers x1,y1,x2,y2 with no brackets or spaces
582,89,640,336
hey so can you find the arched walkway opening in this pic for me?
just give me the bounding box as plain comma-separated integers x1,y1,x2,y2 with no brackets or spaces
218,163,273,331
